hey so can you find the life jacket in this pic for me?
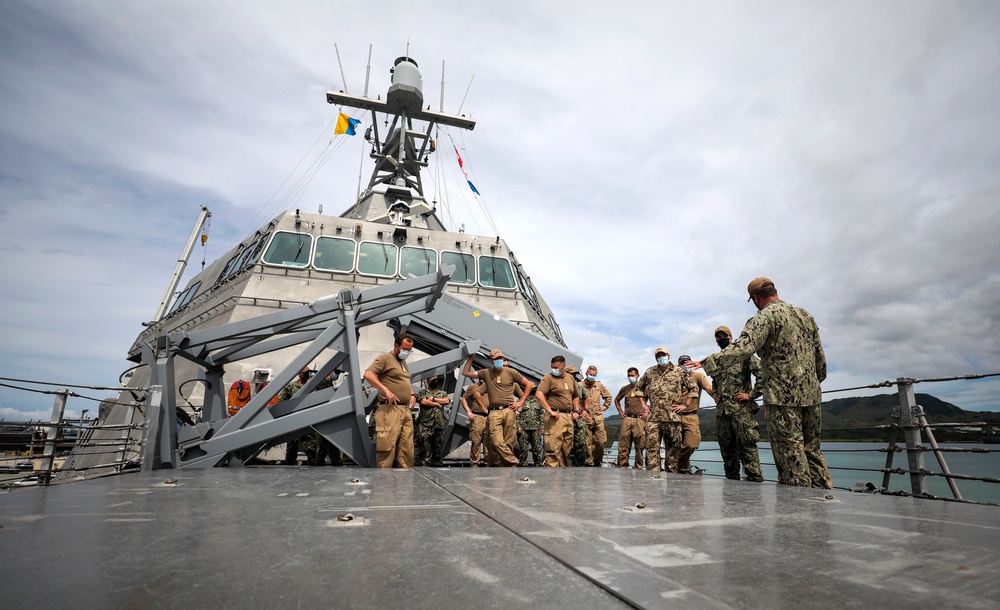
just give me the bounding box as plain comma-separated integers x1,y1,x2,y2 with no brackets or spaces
227,380,252,416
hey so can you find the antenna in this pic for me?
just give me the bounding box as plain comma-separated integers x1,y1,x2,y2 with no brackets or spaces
440,60,445,113
335,43,349,93
457,74,475,115
363,44,372,97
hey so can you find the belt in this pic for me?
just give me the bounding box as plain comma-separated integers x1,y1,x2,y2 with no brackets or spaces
488,405,509,411
624,414,641,419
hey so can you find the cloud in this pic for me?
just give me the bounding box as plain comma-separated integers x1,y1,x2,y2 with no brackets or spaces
1,0,998,416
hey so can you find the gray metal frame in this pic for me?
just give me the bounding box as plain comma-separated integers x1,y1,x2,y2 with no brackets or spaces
139,263,581,471
142,265,455,469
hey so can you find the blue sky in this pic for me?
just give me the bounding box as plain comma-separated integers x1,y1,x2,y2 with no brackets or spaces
1,1,999,420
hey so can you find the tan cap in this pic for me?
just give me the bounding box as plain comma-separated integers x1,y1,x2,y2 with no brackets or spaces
427,376,439,383
714,325,732,337
747,277,774,301
565,365,579,374
654,346,669,357
489,349,503,359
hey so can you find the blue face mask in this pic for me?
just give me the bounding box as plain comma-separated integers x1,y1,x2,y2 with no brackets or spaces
493,359,504,369
586,375,596,382
551,368,563,377
657,357,670,367
628,376,638,384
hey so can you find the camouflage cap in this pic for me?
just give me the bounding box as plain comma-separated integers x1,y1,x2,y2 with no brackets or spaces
489,348,503,359
654,346,669,357
747,277,775,301
565,365,579,374
427,376,439,384
714,325,732,337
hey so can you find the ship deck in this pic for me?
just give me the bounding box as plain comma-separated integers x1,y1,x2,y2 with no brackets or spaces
1,467,998,609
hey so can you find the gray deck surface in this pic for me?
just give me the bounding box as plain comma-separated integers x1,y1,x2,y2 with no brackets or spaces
1,467,998,609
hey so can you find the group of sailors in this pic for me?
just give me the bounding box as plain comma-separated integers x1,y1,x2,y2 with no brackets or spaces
259,275,829,488
364,276,833,488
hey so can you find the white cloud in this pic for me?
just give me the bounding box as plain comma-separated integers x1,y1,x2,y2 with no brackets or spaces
1,0,998,414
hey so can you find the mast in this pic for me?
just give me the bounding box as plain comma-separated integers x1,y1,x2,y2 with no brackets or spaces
326,57,475,202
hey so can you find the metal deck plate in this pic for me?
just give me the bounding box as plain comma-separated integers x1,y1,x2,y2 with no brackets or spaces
1,468,998,609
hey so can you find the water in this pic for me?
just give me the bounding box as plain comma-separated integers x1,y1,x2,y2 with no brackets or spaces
610,441,1000,505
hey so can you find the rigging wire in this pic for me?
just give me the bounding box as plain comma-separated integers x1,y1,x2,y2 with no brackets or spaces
228,115,339,250
456,129,500,235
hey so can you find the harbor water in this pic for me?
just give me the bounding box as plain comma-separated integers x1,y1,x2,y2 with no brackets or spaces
609,441,1000,505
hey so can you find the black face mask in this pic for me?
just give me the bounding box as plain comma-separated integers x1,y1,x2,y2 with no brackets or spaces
428,382,439,390
717,338,731,349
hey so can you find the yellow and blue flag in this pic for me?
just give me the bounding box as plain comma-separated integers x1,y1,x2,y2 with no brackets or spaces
334,112,361,136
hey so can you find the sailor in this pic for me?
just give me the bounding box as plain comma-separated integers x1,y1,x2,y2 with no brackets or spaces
705,326,764,482
278,367,313,465
613,367,646,469
688,277,830,488
671,355,712,474
363,334,418,468
516,389,545,466
414,376,449,467
581,365,613,467
567,366,589,467
461,382,493,466
462,350,534,467
637,347,696,472
536,356,580,467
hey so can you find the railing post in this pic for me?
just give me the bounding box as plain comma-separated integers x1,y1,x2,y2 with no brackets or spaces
40,389,69,485
896,378,928,496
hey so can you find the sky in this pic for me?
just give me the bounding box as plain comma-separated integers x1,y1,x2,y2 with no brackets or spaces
1,0,998,421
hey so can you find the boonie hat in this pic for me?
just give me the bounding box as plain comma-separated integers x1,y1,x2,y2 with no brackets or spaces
747,277,775,301
654,346,669,357
565,365,579,374
489,349,503,359
714,325,732,337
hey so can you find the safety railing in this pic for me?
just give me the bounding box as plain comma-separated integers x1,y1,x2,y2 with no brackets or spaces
674,373,1000,505
0,377,150,489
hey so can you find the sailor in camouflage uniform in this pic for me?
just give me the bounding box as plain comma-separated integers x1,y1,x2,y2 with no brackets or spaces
566,366,590,467
637,347,696,472
516,394,545,466
414,377,449,466
278,368,313,465
692,278,830,488
707,326,764,482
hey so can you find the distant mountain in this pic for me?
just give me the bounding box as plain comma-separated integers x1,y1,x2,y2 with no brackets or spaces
603,393,1000,442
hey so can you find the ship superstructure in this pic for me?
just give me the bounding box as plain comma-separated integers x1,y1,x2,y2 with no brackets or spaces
70,56,567,472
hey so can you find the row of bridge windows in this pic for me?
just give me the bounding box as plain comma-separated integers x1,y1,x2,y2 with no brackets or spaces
261,231,519,289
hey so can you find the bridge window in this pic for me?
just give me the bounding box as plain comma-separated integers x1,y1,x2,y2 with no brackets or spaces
400,246,437,277
441,251,475,285
167,281,202,316
358,241,398,277
262,232,312,267
478,256,517,289
314,237,356,272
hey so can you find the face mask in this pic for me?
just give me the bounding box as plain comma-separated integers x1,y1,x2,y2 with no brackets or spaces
397,349,411,360
428,382,438,390
657,357,670,367
628,376,638,384
493,359,504,369
586,375,596,382
551,368,563,377
717,338,731,349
